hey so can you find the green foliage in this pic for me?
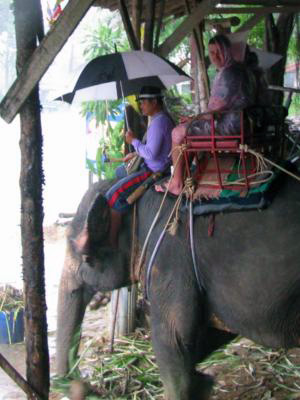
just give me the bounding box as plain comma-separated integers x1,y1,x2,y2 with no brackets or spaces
81,12,129,179
247,20,265,48
51,332,300,400
164,87,193,124
82,12,130,60
0,285,24,344
87,120,124,179
67,326,83,379
0,285,23,313
288,95,300,117
81,99,123,126
180,92,193,105
158,16,190,74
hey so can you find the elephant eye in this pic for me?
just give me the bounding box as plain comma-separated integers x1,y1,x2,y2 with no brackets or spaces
82,255,92,265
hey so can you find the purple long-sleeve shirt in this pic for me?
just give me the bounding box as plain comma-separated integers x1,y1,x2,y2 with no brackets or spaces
131,111,174,172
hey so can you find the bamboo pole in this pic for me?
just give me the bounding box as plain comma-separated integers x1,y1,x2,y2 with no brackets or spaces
14,0,49,398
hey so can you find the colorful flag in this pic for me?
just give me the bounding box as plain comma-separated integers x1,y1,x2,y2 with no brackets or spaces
47,0,65,24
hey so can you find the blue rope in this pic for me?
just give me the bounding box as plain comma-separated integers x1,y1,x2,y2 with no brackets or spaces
189,200,205,293
145,228,167,300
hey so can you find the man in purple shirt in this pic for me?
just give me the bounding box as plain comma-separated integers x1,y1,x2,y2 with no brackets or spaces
105,86,174,247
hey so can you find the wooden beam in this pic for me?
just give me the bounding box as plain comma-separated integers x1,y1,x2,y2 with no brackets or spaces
0,353,42,400
118,0,140,50
204,16,241,30
157,0,218,57
268,84,300,94
235,8,266,33
219,0,300,5
0,0,95,124
212,6,300,14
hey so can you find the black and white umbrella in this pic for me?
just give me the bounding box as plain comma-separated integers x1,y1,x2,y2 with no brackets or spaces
56,50,191,104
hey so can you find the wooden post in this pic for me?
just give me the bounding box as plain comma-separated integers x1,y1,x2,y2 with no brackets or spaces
265,13,295,105
131,0,143,47
118,0,140,50
110,286,137,338
143,0,156,51
14,0,49,398
186,0,209,112
154,0,166,52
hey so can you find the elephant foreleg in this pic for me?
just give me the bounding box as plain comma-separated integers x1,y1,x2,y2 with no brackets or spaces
150,286,211,400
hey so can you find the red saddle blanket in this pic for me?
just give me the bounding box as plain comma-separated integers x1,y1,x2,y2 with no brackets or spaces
192,156,270,201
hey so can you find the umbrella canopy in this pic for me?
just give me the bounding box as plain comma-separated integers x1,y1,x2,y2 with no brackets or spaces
249,47,282,70
56,51,191,104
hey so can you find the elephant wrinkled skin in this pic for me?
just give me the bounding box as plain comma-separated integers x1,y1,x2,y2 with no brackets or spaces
56,175,300,400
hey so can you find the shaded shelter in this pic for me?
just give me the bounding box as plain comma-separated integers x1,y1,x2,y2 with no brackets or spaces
0,0,299,398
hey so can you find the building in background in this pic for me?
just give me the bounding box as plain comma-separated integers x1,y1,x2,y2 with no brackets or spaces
285,62,300,88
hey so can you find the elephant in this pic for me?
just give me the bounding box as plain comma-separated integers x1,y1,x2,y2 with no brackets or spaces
56,173,300,400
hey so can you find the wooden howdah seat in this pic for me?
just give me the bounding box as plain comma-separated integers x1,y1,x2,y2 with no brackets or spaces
183,106,287,191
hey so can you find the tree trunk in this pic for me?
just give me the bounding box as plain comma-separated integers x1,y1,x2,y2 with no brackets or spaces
14,0,49,397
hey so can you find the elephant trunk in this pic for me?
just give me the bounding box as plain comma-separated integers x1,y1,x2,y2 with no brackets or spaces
56,252,93,376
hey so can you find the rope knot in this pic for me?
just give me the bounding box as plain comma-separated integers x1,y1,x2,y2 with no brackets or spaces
185,176,194,189
239,144,248,152
180,143,188,152
184,176,195,199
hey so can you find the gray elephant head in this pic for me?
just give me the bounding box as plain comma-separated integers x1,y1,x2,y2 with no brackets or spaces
56,180,133,375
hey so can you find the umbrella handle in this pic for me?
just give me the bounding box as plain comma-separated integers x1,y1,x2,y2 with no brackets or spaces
120,81,130,129
120,81,134,151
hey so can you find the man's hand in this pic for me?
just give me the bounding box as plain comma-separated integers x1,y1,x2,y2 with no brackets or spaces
179,115,193,124
125,130,137,144
123,152,137,162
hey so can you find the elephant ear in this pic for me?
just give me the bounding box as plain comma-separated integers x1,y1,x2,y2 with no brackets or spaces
87,193,110,246
72,193,110,254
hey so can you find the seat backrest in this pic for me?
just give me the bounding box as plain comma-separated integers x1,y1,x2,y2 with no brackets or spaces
246,105,287,132
185,110,245,152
